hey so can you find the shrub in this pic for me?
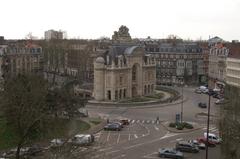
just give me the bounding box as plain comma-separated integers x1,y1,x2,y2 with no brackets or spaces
176,123,184,130
169,122,176,128
184,122,193,129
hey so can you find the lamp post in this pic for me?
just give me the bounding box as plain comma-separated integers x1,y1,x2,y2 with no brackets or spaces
180,81,184,123
205,88,211,159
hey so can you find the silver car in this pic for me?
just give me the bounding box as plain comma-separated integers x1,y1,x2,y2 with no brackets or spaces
159,148,184,159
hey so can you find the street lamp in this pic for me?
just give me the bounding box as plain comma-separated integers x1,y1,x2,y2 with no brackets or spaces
180,81,184,123
205,88,212,159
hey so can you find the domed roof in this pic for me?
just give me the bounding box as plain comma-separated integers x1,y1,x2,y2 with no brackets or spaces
95,57,105,63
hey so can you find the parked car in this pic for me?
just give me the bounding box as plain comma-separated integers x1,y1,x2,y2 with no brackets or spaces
198,102,207,108
204,132,222,144
194,88,202,94
158,148,184,159
112,121,124,128
104,123,122,131
188,140,206,150
197,137,216,147
176,141,199,153
215,98,225,105
70,134,94,146
120,119,130,125
50,138,65,148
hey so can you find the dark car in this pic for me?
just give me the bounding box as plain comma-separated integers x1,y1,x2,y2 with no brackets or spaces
197,138,216,147
158,148,184,159
198,102,207,108
176,141,199,153
104,123,121,131
188,140,206,150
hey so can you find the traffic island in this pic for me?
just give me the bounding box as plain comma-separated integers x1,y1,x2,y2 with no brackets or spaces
161,121,202,133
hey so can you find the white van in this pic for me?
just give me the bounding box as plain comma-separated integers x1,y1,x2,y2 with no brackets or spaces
204,132,222,144
70,134,94,146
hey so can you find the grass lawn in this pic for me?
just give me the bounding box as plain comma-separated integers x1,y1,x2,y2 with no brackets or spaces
0,117,20,150
0,117,90,150
88,118,102,125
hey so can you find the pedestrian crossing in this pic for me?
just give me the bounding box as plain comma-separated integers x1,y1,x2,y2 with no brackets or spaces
128,119,161,125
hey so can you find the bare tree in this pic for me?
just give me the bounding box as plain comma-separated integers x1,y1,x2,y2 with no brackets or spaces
1,74,48,159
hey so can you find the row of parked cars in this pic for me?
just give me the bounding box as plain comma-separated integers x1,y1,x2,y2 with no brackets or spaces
103,119,129,131
158,132,222,159
0,133,95,158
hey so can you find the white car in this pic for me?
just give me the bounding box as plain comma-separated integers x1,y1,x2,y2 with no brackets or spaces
204,132,222,144
50,139,65,147
215,98,225,105
70,134,94,146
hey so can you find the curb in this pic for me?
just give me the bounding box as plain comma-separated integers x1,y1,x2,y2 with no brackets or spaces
160,121,203,133
83,118,106,134
87,97,188,109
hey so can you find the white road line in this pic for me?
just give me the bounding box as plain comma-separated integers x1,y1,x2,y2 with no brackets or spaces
154,125,159,131
134,134,138,138
152,120,155,124
143,152,159,159
128,133,131,141
106,150,120,155
147,120,150,124
99,147,113,152
176,138,183,141
142,120,145,124
132,120,135,124
106,131,111,142
111,154,126,159
117,133,121,144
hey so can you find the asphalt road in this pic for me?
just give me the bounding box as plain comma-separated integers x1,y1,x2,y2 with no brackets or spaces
87,86,221,159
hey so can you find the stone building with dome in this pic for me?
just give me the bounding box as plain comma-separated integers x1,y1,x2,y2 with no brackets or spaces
93,26,156,101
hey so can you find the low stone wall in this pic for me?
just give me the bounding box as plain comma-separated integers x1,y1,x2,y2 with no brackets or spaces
87,86,182,107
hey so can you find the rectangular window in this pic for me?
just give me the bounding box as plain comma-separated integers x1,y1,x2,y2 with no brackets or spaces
107,90,111,100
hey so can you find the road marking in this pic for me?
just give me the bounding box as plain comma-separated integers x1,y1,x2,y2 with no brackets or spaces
154,125,159,131
147,120,150,124
117,133,121,144
128,133,131,141
143,152,159,159
132,120,135,124
137,120,140,123
134,134,138,138
142,120,145,124
106,131,111,142
176,138,183,141
106,150,120,155
111,154,126,159
152,120,155,124
99,147,113,152
124,132,180,150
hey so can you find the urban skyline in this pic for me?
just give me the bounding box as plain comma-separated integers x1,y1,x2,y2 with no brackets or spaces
1,0,240,41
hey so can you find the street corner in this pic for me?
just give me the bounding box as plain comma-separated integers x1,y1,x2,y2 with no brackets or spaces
160,121,203,133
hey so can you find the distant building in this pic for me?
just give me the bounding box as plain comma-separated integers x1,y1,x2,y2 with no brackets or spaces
94,26,156,101
226,43,240,88
2,42,43,78
208,43,228,89
142,40,205,85
208,36,224,47
44,30,63,40
0,36,4,45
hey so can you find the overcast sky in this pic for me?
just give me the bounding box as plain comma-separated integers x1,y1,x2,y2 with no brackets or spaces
1,0,240,41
